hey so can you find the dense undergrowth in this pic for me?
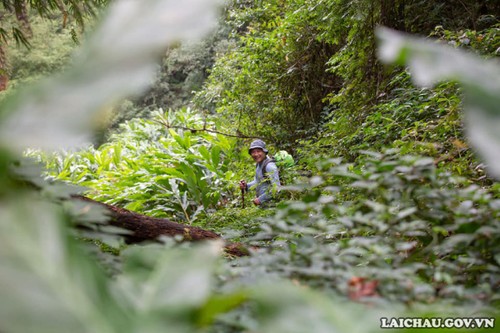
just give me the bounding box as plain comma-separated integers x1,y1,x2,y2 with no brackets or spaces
32,108,239,223
2,0,500,332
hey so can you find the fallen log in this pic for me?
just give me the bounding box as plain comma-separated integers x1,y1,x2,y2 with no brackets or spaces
72,195,249,257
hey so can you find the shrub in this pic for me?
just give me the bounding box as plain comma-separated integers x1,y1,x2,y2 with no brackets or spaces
234,150,500,305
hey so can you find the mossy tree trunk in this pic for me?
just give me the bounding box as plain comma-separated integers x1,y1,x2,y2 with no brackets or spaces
73,195,249,257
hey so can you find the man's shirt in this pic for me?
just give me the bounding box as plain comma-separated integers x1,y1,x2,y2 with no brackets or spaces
246,156,281,203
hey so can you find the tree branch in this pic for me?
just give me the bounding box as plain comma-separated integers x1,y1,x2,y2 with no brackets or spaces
154,120,262,140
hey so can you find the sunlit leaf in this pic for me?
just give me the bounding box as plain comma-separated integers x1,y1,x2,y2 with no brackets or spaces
196,290,249,327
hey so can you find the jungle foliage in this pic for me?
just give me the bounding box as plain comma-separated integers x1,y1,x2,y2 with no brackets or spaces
1,0,500,332
5,15,77,88
33,108,239,223
195,0,499,156
0,0,108,90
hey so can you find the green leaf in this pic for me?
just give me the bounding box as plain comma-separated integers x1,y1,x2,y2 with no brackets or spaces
197,291,249,327
170,129,185,149
163,167,185,179
198,145,211,162
211,145,221,167
396,207,417,220
113,143,122,166
124,200,145,212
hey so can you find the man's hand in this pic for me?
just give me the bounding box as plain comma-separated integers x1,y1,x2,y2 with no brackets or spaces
253,198,261,206
239,180,247,190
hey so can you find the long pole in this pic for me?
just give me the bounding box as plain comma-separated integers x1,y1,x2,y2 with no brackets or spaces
241,188,245,208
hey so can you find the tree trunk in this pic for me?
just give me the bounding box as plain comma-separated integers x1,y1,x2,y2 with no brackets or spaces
15,0,32,38
72,195,249,257
380,0,405,31
0,45,8,91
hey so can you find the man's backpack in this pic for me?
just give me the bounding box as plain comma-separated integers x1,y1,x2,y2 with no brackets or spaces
261,150,295,184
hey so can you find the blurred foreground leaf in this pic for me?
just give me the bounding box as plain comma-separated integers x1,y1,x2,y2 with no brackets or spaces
0,198,129,333
0,0,222,152
0,197,226,333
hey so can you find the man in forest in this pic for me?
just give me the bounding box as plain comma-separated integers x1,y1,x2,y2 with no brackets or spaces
239,139,281,207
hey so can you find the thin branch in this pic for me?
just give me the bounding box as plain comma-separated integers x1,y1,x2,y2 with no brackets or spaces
153,119,263,140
